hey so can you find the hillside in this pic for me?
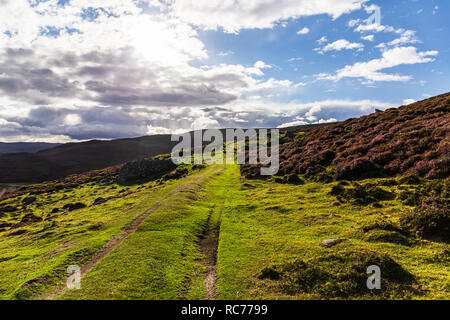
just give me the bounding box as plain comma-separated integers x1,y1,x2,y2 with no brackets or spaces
0,143,61,155
0,135,178,183
242,93,450,181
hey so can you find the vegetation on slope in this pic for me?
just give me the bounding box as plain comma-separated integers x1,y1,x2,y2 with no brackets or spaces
242,93,449,181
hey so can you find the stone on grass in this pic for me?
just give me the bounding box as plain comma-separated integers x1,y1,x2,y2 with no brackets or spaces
322,238,345,247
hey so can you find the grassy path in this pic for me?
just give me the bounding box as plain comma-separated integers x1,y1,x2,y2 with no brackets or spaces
45,180,198,299
57,165,231,299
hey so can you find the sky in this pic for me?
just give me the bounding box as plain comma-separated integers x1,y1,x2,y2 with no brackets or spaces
0,0,448,142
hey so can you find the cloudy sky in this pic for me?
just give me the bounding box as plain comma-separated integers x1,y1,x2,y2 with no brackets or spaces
0,0,448,142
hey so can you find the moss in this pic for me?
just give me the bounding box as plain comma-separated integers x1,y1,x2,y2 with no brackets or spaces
362,230,411,246
334,183,396,205
13,247,98,300
259,249,417,299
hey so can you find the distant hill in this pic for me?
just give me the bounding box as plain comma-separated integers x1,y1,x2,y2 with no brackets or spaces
0,135,179,183
243,92,450,181
0,142,60,155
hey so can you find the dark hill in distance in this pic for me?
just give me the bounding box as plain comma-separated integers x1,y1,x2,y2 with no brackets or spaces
0,135,178,183
0,142,60,154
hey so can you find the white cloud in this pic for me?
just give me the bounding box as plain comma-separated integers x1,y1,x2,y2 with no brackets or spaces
361,34,374,41
352,18,421,49
388,30,420,46
347,19,361,27
433,5,439,15
167,0,368,33
316,39,364,54
278,120,308,128
218,50,234,57
297,27,310,35
0,1,302,110
317,36,328,44
403,99,416,105
355,23,395,33
1,98,396,142
63,114,82,126
317,118,337,124
319,46,438,82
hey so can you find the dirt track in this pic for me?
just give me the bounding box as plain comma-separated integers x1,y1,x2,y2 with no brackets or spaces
45,182,195,300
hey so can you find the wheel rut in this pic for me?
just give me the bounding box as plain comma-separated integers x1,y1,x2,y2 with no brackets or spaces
45,182,194,300
199,200,224,300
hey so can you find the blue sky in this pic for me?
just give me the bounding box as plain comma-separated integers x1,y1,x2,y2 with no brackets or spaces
198,0,448,103
0,0,448,142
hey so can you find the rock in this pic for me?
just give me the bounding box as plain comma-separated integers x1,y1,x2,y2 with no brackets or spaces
22,196,37,205
117,158,177,184
322,238,345,247
63,202,87,211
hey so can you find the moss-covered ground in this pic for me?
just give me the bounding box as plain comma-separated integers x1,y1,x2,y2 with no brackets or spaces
0,165,448,300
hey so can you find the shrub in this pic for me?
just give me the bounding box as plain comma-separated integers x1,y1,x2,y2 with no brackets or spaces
399,196,449,241
398,174,423,185
336,158,379,180
330,184,345,196
317,149,335,166
283,174,304,185
335,183,395,205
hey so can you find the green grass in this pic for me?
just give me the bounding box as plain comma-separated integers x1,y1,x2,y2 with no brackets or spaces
59,165,230,300
215,173,449,300
1,164,448,300
0,165,220,299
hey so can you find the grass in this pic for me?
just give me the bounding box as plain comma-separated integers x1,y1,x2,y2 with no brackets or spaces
58,165,229,300
0,164,448,300
215,173,449,299
0,165,220,299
